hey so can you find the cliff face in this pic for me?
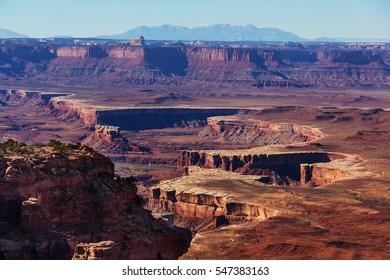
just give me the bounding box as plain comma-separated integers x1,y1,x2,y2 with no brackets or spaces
0,89,47,105
0,89,97,127
146,167,282,234
49,99,97,126
176,150,348,187
1,43,389,87
96,108,241,131
148,183,279,221
0,141,187,259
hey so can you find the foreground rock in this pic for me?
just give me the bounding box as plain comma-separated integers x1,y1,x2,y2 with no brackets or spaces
0,140,187,259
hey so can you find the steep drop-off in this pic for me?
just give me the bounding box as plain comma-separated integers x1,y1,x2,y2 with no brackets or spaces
0,140,187,259
147,167,281,223
96,108,241,131
176,150,349,186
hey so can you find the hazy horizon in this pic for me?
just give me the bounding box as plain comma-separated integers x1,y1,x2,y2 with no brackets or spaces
0,0,389,39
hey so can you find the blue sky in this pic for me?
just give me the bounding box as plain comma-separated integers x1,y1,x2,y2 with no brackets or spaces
0,0,389,38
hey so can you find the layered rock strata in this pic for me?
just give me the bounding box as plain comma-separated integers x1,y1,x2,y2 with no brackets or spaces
177,150,351,187
147,167,282,229
0,141,187,259
199,116,323,145
1,43,389,87
0,89,243,131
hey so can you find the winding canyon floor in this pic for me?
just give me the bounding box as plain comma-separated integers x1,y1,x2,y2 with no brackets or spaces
1,84,390,259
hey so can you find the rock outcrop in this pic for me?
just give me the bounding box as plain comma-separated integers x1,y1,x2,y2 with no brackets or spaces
83,125,149,154
146,167,282,233
49,99,97,126
129,35,146,46
0,89,47,106
0,140,187,259
72,241,120,260
199,116,322,145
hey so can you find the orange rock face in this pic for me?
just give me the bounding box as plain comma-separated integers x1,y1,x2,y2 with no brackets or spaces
0,142,187,259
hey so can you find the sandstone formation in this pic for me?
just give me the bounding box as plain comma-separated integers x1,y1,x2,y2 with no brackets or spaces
146,144,368,240
72,241,120,260
147,167,281,224
0,42,389,88
0,81,389,261
176,149,351,187
0,140,187,259
0,89,96,127
199,116,323,145
83,124,149,154
49,98,97,126
0,89,47,106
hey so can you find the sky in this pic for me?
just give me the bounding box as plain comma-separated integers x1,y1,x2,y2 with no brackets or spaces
0,0,389,39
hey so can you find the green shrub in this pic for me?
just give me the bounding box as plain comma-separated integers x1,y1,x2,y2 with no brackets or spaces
0,139,29,156
47,139,71,155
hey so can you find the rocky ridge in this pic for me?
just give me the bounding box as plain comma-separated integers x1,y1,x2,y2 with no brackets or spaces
1,42,389,87
0,140,187,259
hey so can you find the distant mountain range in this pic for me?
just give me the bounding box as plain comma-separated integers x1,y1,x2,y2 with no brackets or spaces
1,25,390,42
97,24,304,42
0,28,28,38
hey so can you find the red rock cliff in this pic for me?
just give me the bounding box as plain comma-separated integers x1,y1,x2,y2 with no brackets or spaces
0,141,187,259
1,43,389,87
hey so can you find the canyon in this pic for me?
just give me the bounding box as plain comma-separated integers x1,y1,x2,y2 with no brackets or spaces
1,87,389,260
0,39,389,260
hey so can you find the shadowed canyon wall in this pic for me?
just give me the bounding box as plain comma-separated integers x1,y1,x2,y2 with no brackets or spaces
177,151,348,186
96,108,241,131
0,90,242,130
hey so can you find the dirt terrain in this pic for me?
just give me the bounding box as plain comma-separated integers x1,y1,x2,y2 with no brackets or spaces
1,86,389,260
